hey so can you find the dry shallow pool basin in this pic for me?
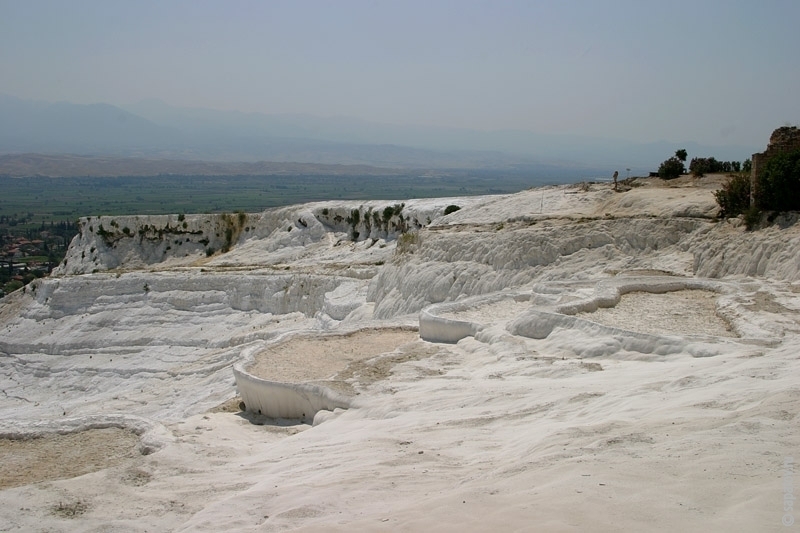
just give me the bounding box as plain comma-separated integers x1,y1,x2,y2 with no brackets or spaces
233,328,418,422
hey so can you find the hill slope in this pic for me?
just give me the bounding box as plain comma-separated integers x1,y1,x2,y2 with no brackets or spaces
1,95,758,171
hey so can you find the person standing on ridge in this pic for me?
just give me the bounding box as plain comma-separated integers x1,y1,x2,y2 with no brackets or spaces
612,170,619,191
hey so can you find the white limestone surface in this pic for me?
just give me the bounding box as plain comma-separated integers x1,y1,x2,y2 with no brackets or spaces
1,175,800,532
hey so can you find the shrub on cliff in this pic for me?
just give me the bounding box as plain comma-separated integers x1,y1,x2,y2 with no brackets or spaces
2,279,24,294
714,174,751,218
396,231,421,254
658,157,685,180
714,150,800,229
756,150,800,212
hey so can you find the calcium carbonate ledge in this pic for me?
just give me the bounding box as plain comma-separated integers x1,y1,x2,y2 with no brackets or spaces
0,414,172,455
420,276,778,355
419,291,530,343
232,343,352,424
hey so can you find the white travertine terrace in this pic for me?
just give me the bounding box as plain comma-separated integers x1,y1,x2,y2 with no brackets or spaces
2,176,800,531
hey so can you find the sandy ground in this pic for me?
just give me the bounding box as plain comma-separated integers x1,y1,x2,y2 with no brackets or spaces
577,289,737,337
0,428,141,490
440,299,531,324
248,328,419,384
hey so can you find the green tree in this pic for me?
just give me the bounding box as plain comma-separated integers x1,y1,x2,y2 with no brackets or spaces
715,150,800,229
756,150,800,212
689,157,725,177
675,149,688,162
658,157,685,180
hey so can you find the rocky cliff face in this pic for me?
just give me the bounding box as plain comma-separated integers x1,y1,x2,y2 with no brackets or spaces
53,200,454,276
51,180,800,323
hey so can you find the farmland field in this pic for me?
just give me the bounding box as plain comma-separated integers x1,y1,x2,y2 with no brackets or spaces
0,171,554,230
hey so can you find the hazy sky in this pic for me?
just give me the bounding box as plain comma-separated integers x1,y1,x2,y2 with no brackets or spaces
2,0,799,148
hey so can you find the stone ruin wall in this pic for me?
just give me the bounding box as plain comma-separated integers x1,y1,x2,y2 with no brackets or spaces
751,126,800,203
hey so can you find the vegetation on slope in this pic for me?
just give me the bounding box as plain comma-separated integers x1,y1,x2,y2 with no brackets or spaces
714,149,800,229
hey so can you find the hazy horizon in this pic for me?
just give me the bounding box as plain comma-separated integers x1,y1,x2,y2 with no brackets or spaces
2,0,799,153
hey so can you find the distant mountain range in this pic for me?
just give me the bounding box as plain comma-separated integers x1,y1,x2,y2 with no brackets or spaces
0,93,759,178
0,153,414,178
